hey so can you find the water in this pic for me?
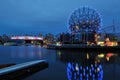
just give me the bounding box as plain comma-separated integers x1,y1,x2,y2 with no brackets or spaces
0,46,120,80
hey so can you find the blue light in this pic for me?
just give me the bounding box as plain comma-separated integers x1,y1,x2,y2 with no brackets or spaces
98,78,103,80
67,62,72,80
76,63,78,67
86,74,89,78
86,76,89,80
92,74,95,78
80,78,82,80
95,69,97,73
86,66,88,70
80,66,82,70
83,68,85,72
83,72,86,76
77,70,79,75
90,72,92,76
80,74,82,77
67,62,104,80
91,64,93,67
74,73,77,80
71,65,74,71
99,65,102,69
92,67,94,71
95,64,97,67
68,62,71,68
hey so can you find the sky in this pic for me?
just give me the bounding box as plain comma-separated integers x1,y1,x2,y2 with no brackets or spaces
0,0,120,35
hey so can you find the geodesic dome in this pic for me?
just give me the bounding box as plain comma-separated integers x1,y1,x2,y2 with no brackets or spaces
68,7,102,33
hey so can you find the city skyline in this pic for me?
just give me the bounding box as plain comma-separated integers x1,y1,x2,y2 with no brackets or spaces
0,0,120,35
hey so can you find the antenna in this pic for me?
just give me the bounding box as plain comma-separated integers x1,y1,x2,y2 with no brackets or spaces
113,19,116,34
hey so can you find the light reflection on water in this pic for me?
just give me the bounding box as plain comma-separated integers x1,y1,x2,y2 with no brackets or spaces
11,46,42,58
0,46,120,80
0,46,46,64
57,50,120,80
66,53,104,80
67,62,103,80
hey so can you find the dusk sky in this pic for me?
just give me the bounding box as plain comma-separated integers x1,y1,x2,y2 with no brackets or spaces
0,0,120,35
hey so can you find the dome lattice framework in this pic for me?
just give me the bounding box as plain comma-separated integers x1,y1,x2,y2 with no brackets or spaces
68,7,102,33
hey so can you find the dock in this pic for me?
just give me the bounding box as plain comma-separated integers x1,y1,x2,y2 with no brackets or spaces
47,44,120,52
0,60,48,80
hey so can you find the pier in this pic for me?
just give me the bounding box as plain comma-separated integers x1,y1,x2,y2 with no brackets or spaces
47,44,120,52
0,60,48,80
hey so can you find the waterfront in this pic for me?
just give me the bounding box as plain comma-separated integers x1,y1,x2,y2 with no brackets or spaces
0,46,120,80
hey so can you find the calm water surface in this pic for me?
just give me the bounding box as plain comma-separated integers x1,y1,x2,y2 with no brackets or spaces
0,46,120,80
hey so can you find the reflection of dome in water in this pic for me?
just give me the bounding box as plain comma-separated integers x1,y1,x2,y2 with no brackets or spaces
67,62,103,80
68,7,102,33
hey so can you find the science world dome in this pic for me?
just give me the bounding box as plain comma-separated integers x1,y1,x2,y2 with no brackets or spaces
68,7,102,33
